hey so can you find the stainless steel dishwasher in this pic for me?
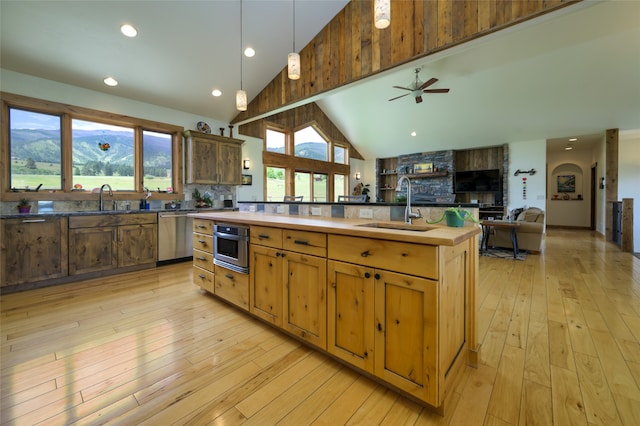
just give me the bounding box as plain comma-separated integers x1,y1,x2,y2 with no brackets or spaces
157,210,194,262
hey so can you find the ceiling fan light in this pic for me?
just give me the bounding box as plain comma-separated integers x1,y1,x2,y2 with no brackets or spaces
374,0,390,29
236,89,247,111
288,52,300,80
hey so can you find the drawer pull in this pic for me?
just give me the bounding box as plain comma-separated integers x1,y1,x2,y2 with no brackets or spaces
197,257,206,261
22,219,46,223
198,239,206,243
294,239,309,245
258,234,270,239
360,250,370,257
198,274,205,279
197,224,206,228
225,273,234,280
375,273,381,280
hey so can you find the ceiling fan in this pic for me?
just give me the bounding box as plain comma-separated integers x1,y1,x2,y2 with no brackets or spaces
389,68,450,103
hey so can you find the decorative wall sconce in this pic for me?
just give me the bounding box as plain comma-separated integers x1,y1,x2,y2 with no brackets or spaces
513,168,536,176
600,177,605,189
355,172,361,180
243,159,251,170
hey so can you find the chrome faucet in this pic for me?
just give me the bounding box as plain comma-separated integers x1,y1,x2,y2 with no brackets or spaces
398,176,422,224
99,184,113,211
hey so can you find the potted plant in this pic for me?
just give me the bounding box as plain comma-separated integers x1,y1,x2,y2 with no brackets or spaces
17,198,31,214
427,206,479,227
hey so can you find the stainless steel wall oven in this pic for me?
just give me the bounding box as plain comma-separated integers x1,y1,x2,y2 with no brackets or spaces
213,223,249,274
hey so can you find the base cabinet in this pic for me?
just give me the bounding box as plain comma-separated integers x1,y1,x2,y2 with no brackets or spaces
68,213,157,276
1,217,68,287
192,219,214,293
214,264,249,311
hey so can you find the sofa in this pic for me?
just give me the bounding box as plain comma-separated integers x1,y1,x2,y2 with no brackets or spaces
487,207,545,253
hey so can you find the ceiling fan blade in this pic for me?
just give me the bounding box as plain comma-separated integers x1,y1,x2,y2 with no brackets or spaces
418,77,438,91
388,93,411,101
423,88,450,93
392,85,413,91
415,95,423,104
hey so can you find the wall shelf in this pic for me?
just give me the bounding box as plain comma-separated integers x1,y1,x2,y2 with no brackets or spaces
400,171,448,179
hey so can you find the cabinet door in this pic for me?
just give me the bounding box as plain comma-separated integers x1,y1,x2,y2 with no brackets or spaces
69,227,117,275
283,252,327,349
118,224,157,267
1,217,68,286
327,260,375,373
217,141,241,185
250,245,283,326
188,137,219,184
374,270,437,405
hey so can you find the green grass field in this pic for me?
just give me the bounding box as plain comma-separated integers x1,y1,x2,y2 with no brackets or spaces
11,174,172,191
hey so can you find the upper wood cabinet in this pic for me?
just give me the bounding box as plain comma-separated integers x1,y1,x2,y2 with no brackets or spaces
184,130,243,185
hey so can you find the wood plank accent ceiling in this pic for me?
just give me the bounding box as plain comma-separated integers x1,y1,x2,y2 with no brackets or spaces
232,0,580,125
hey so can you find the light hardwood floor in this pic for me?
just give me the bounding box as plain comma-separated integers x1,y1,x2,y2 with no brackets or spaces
1,229,639,425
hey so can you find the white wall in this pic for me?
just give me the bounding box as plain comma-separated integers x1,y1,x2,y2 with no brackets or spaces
235,135,264,202
619,129,640,251
507,140,547,214
546,145,595,227
1,69,226,132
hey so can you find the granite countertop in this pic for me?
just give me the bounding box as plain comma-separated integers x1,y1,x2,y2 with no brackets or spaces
189,211,480,246
1,207,236,219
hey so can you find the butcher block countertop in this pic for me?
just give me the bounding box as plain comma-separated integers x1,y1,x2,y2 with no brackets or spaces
188,211,480,246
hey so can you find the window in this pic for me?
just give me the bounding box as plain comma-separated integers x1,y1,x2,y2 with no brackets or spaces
266,166,286,201
143,130,173,192
334,145,347,165
72,119,135,190
262,122,351,203
294,126,328,161
266,128,286,153
334,174,346,201
8,108,62,190
2,93,183,199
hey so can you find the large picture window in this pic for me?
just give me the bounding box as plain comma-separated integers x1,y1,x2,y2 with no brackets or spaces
263,122,350,202
2,93,183,200
8,108,62,190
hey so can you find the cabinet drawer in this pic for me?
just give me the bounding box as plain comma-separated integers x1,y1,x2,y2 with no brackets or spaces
193,219,213,234
215,265,249,311
328,235,438,279
193,249,214,272
283,229,327,257
250,226,283,248
193,266,214,293
193,233,213,253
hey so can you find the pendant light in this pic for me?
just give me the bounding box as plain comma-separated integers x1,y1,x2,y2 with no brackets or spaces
374,0,390,29
236,0,248,111
288,0,300,80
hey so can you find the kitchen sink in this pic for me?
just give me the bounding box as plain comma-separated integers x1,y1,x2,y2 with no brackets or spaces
356,222,437,232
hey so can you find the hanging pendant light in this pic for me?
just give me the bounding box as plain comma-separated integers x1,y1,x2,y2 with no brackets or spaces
236,0,247,111
374,0,390,29
288,0,300,80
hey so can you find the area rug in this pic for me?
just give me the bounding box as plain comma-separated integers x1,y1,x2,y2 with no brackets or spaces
481,247,527,261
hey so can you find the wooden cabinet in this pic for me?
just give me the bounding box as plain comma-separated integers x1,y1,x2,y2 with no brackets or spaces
184,130,243,185
68,213,157,276
192,218,214,293
214,264,249,310
250,226,327,349
1,216,68,287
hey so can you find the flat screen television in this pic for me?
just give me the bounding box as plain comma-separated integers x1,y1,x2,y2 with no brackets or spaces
454,169,501,193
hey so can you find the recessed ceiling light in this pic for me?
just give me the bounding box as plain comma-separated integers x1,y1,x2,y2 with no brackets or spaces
244,47,255,57
410,131,417,137
120,24,137,38
569,138,577,141
211,89,222,97
565,146,573,150
103,77,118,87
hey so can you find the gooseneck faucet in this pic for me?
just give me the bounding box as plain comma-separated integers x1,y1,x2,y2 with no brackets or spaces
99,183,113,211
398,176,422,224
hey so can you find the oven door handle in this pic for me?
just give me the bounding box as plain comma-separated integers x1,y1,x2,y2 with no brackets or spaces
214,231,246,241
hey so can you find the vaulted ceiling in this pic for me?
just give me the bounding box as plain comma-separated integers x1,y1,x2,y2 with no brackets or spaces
1,1,638,159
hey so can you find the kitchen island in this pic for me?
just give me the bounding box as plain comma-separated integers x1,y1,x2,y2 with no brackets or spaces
190,211,480,413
